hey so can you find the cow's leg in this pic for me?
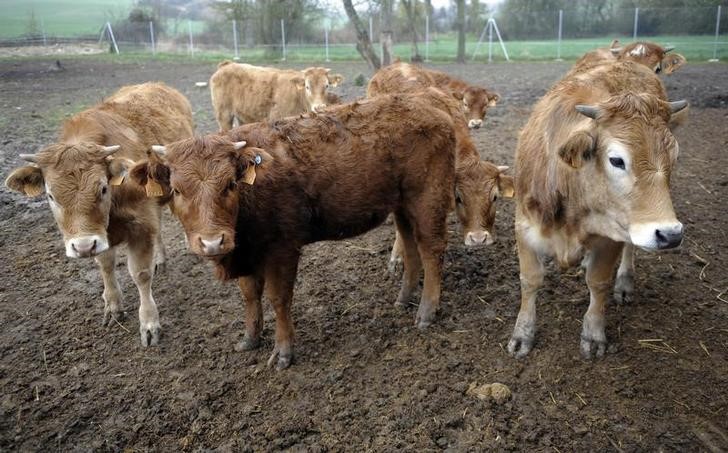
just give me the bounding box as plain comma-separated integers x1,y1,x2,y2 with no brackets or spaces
387,230,404,274
508,230,545,358
613,243,635,304
216,109,234,132
414,241,445,329
95,247,124,326
153,227,166,274
264,251,299,370
581,239,623,359
394,212,422,308
127,238,161,347
235,273,265,351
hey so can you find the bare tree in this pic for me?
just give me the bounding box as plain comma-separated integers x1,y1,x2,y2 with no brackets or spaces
401,0,422,62
456,0,465,63
343,0,381,70
380,0,394,66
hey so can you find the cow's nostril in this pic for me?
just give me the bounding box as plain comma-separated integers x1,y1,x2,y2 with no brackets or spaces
219,234,224,246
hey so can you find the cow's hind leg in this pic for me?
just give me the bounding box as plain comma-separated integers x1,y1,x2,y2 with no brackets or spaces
96,247,124,326
388,230,404,274
127,238,161,347
508,230,545,358
613,243,634,304
235,274,265,351
581,238,623,359
264,250,299,370
394,212,422,308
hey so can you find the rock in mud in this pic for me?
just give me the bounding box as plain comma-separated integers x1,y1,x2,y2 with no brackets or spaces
466,382,512,404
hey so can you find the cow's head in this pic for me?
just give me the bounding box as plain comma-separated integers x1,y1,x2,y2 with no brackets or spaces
5,143,131,258
560,93,688,250
454,161,514,246
452,86,499,129
614,42,686,75
130,136,271,258
293,67,344,113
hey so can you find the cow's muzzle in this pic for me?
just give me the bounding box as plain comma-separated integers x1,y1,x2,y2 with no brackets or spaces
65,235,109,258
464,230,494,247
468,119,483,129
194,233,233,257
629,222,683,251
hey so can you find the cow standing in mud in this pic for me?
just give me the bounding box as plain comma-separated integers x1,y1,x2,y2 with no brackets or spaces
507,61,688,359
5,82,194,346
210,61,344,131
368,61,500,129
130,94,458,369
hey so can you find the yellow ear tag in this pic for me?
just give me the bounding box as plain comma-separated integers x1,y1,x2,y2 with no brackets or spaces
242,165,256,185
109,175,125,186
25,185,44,197
145,179,164,197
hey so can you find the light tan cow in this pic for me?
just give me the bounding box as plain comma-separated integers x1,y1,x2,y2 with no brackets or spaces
368,61,500,129
508,61,688,359
5,82,194,346
573,40,686,76
210,61,344,131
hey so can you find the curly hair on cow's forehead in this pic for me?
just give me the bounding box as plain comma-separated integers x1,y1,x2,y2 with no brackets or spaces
167,135,238,160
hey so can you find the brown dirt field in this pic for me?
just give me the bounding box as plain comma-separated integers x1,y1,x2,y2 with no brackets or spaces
0,58,727,452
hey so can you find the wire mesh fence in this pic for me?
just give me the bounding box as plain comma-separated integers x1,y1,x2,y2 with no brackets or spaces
1,6,725,63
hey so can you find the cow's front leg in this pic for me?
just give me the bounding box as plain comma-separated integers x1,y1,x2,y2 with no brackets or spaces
264,251,299,370
613,243,634,304
581,239,623,359
127,239,161,347
508,230,544,358
95,247,124,326
153,228,167,274
235,274,265,351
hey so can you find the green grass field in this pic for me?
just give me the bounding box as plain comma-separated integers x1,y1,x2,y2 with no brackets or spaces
0,0,134,37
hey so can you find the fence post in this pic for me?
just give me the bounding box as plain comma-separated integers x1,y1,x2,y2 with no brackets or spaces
425,14,430,62
188,20,194,57
710,5,721,62
41,18,47,46
149,21,155,55
233,19,240,60
633,7,639,40
556,10,563,60
369,16,373,43
106,22,120,54
324,25,330,62
281,19,286,61
488,18,493,63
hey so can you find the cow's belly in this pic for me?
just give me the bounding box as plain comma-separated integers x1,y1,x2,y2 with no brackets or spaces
308,206,391,242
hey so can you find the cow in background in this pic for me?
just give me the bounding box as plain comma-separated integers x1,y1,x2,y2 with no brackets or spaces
5,82,194,346
210,61,344,131
508,60,688,359
573,40,686,75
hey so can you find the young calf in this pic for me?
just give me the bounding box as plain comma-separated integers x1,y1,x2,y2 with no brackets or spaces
5,83,194,346
131,94,457,369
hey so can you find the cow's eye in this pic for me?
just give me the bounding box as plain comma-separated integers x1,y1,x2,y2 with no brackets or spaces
226,181,237,193
101,186,108,196
455,190,463,204
47,193,54,202
609,157,626,170
171,188,179,196
492,193,498,202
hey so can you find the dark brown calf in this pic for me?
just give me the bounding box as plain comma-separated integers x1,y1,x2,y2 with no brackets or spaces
131,95,457,369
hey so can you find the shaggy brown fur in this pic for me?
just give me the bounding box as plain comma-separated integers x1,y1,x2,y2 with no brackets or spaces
5,82,194,347
210,61,344,131
131,94,458,369
572,40,686,76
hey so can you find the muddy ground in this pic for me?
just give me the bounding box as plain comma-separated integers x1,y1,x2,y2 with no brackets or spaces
0,58,726,452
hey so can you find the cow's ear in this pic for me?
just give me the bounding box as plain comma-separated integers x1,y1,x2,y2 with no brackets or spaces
488,92,500,107
497,174,515,198
237,147,273,185
106,156,134,186
559,131,596,169
129,160,170,197
5,166,44,197
292,76,306,91
328,73,344,87
661,53,686,75
451,89,464,101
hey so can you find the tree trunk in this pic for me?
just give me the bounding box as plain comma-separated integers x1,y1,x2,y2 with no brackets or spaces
456,0,466,63
401,0,421,62
380,0,393,66
343,0,380,70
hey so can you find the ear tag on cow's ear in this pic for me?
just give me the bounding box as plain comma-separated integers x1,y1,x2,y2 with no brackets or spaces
109,174,125,186
145,178,164,197
242,154,262,185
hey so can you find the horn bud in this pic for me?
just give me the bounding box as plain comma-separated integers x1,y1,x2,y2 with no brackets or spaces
496,165,510,172
151,145,167,156
669,100,688,114
19,153,39,163
233,141,247,150
575,104,600,119
664,45,675,52
100,145,121,156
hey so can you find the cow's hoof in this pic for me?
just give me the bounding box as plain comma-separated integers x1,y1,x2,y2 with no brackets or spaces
580,335,607,359
580,314,606,359
102,308,125,327
234,334,261,351
507,334,534,358
387,256,402,274
140,323,161,347
266,346,294,370
613,274,634,304
415,308,435,329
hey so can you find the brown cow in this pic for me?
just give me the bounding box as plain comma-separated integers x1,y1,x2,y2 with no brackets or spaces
573,40,686,76
5,82,194,346
372,87,513,271
507,61,688,359
368,61,500,129
210,61,344,131
130,94,458,369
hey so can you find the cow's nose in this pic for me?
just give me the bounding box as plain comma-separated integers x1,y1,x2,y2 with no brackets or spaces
70,237,97,257
654,223,683,249
465,230,491,246
311,103,326,113
468,119,483,129
199,234,225,255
